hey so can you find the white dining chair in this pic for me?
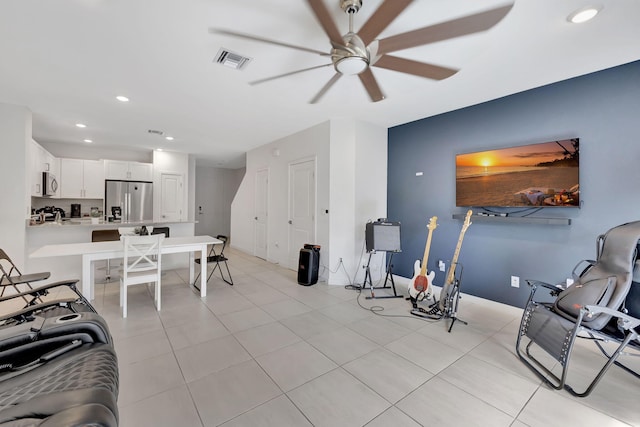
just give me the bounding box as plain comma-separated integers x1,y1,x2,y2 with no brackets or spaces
119,234,164,318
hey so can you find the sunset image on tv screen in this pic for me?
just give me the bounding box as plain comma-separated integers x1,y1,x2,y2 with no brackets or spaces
456,139,579,207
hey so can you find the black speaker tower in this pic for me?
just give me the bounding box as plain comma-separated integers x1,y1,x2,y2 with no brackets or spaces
298,244,320,286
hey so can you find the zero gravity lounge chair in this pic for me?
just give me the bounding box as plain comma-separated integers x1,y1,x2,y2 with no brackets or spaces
516,220,640,397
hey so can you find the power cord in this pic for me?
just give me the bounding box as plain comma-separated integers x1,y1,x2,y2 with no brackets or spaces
335,226,440,323
346,279,442,324
319,258,356,287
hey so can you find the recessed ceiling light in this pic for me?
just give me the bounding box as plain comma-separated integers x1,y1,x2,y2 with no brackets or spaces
165,136,174,141
83,139,93,143
567,6,601,23
116,95,130,102
75,123,87,128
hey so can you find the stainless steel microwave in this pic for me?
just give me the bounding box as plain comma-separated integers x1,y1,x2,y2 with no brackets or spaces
42,171,58,197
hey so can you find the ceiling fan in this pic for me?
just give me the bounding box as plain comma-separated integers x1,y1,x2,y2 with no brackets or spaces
211,0,513,103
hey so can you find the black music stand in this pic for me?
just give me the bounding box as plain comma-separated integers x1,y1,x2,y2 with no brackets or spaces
363,251,403,299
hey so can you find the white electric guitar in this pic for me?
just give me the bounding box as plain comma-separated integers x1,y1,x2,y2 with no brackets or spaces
408,216,438,301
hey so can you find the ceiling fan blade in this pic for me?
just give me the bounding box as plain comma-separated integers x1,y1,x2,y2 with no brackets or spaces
373,55,458,80
358,0,414,46
210,28,330,56
358,68,385,102
310,73,342,104
250,64,333,85
377,4,514,55
306,0,344,46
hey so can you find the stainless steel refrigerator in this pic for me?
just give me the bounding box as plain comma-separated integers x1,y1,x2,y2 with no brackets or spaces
105,180,153,222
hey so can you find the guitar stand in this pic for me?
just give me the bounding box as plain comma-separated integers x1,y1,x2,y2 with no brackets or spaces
363,252,404,299
440,263,468,333
407,263,469,333
409,295,442,319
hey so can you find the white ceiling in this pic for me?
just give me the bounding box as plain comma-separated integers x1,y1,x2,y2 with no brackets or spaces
1,0,639,169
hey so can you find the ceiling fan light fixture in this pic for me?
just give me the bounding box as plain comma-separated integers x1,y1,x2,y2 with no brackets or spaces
332,32,369,75
335,56,368,75
567,6,602,23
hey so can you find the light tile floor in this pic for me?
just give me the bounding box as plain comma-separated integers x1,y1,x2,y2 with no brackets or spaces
84,249,639,427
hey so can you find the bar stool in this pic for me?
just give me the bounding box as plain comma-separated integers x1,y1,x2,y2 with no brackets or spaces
91,229,121,281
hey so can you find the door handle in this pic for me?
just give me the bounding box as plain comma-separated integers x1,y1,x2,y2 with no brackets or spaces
288,220,292,224
255,217,258,220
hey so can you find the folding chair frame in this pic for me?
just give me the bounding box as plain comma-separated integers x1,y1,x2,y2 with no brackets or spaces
0,248,50,305
516,280,640,397
193,235,233,287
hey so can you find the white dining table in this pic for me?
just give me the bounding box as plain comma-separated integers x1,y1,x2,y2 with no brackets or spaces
30,235,222,300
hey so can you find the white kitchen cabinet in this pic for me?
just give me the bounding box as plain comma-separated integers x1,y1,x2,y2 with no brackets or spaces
83,160,105,198
129,162,153,181
60,158,105,199
104,160,153,181
30,140,59,198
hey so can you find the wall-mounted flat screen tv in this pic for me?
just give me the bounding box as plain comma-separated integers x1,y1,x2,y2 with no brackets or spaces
456,138,579,208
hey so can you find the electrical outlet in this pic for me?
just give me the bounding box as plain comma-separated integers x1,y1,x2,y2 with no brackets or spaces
511,275,520,288
438,260,446,272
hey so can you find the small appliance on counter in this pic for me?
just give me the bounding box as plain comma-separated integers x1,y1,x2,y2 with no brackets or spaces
111,206,122,221
70,204,81,218
35,206,66,222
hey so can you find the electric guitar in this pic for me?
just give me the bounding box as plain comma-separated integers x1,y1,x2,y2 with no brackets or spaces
409,216,438,301
438,210,472,312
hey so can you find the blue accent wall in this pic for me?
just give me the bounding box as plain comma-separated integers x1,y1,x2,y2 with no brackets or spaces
388,60,640,307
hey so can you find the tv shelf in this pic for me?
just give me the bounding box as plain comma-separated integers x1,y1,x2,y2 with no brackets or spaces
452,213,571,226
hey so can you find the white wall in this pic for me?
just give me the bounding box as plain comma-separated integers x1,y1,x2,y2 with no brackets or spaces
0,103,30,269
328,120,356,283
231,121,331,269
230,119,387,285
188,155,196,222
194,166,245,238
328,119,388,285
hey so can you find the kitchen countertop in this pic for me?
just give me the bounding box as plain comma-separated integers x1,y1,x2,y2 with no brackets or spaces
27,219,196,228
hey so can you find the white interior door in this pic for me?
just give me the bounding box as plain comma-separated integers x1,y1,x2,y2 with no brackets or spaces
254,168,268,260
288,159,315,270
160,173,183,221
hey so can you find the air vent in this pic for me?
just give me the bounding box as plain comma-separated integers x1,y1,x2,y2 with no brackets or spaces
148,129,164,136
214,48,251,70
